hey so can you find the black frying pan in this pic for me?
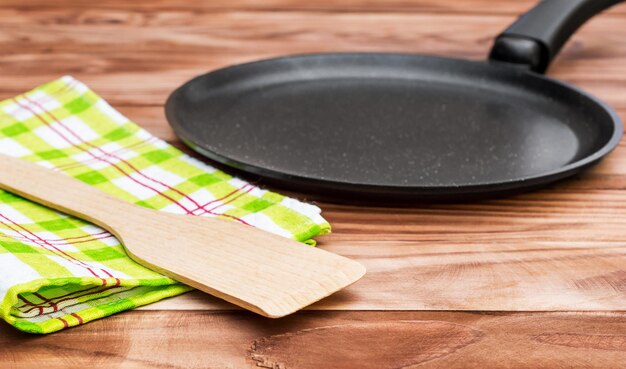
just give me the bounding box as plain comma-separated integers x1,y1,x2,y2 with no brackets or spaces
166,0,624,202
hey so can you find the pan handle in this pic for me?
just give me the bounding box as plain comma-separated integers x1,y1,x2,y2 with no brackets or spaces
489,0,624,73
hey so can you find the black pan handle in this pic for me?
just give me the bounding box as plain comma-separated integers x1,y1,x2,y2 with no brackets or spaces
489,0,624,73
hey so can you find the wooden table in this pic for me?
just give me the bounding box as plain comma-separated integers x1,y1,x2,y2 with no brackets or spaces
2,1,626,368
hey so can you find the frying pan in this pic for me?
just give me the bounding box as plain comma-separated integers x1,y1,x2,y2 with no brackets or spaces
166,0,624,202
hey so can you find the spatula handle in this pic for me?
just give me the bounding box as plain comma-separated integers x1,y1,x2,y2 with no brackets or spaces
0,154,135,232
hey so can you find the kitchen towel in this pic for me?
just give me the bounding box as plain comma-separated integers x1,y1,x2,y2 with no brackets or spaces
0,76,331,334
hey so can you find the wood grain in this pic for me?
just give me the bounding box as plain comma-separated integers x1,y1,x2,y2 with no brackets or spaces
0,2,625,108
2,311,626,369
0,0,625,14
1,0,626,367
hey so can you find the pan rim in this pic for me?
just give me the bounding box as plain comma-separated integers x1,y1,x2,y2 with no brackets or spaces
165,52,623,196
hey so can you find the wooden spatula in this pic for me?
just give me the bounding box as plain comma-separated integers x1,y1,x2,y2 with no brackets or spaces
0,154,365,317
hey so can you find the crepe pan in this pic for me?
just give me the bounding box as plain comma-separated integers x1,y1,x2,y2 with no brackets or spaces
166,0,624,202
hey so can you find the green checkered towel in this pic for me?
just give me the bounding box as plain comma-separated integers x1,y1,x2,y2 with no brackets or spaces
0,77,331,334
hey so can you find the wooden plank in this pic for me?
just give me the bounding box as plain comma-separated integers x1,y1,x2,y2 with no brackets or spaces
1,0,625,15
2,311,626,369
0,7,625,108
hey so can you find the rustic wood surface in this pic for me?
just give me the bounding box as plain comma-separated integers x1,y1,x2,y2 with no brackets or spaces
1,0,626,367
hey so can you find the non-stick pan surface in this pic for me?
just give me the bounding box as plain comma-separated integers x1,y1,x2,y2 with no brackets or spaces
165,0,623,202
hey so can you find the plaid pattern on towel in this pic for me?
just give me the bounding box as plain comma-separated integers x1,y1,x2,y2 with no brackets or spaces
0,77,330,333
